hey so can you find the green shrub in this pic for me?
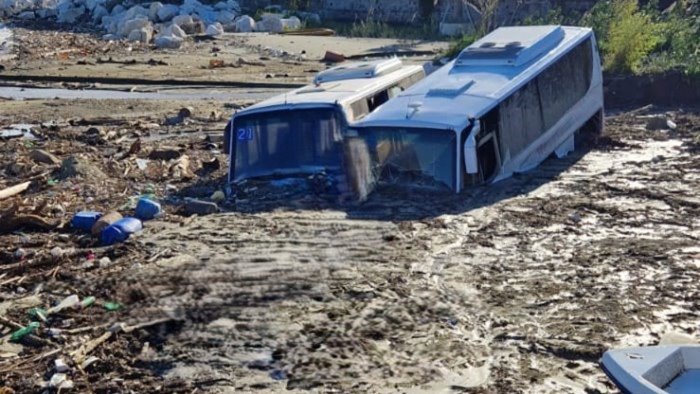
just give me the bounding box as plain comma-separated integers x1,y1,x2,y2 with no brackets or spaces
601,0,662,73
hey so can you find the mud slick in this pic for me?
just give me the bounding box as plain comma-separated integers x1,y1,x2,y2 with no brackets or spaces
1,26,699,394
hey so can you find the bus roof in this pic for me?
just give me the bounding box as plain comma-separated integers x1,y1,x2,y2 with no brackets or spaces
354,25,593,132
235,59,424,118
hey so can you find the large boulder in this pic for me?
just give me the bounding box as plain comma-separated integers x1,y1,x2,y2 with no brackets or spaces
127,27,152,43
161,23,186,39
205,22,223,37
281,16,301,31
233,15,254,32
148,1,162,21
157,3,178,21
56,2,85,24
216,9,235,24
172,14,193,26
256,14,282,33
119,16,150,37
154,34,182,49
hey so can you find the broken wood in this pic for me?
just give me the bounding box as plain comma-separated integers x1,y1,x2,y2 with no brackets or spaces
0,181,30,201
0,214,58,234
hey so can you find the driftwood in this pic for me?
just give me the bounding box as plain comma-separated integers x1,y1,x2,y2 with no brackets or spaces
0,213,58,234
0,181,30,201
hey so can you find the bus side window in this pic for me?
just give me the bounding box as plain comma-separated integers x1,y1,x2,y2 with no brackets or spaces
350,99,370,121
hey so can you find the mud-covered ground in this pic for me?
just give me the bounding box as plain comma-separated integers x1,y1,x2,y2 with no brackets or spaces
1,26,699,394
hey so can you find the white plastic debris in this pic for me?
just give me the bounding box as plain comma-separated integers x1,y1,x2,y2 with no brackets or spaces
54,358,70,372
81,356,99,369
50,246,64,259
48,373,74,389
48,294,79,314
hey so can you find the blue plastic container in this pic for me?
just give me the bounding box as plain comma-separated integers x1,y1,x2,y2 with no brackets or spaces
101,217,143,245
71,211,102,232
135,197,162,220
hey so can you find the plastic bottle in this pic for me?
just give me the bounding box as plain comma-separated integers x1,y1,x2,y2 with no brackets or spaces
135,197,162,220
101,217,143,245
10,322,40,342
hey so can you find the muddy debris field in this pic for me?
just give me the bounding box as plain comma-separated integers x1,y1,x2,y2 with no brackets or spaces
1,27,700,394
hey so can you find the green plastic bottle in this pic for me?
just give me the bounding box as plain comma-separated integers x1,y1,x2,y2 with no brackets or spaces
10,322,40,342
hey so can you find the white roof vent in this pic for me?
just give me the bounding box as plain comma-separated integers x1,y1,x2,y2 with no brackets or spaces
455,25,565,67
314,58,403,84
427,78,475,97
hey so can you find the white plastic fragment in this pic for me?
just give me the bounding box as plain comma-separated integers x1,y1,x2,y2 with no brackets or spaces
54,358,70,372
48,373,74,389
81,356,99,369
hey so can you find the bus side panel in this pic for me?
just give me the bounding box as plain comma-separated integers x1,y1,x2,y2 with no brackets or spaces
493,35,603,181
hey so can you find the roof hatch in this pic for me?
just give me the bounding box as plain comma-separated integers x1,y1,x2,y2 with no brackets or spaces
455,25,565,67
427,78,475,98
314,58,403,84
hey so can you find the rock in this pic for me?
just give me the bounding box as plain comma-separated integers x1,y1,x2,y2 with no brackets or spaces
48,373,73,389
298,12,320,26
281,16,301,31
172,14,193,27
257,14,283,33
92,5,108,22
128,27,152,43
18,10,35,19
148,148,182,161
57,4,85,24
178,107,194,118
205,22,224,36
210,190,225,203
148,1,163,21
180,20,204,35
58,155,106,179
30,149,61,165
154,34,183,49
161,23,186,39
184,199,219,216
157,3,179,21
216,9,236,24
645,115,670,130
119,17,150,37
233,15,254,32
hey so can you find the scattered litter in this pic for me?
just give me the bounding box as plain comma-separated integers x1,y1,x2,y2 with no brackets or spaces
0,124,38,140
48,373,73,389
29,149,61,165
9,322,40,342
323,50,345,63
71,211,102,231
101,217,143,245
91,211,123,237
184,199,218,216
80,296,96,308
136,197,162,220
81,356,99,369
48,294,80,314
104,302,122,312
54,358,70,373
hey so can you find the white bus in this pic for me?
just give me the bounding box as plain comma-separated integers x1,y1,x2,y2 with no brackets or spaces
348,25,604,193
226,58,426,185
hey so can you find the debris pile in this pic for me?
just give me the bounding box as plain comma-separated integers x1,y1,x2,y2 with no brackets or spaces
0,0,320,48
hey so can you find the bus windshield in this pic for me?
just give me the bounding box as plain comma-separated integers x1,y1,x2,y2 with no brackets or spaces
232,108,344,182
355,127,456,191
